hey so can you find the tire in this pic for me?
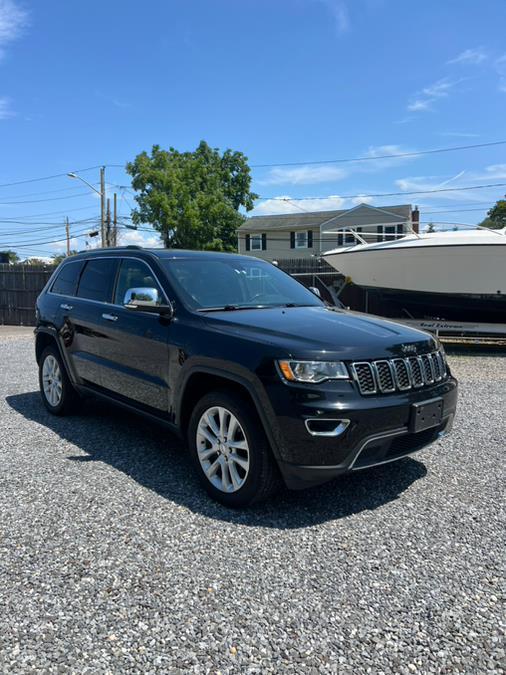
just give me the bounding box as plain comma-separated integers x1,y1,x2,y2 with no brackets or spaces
188,391,281,507
39,345,81,416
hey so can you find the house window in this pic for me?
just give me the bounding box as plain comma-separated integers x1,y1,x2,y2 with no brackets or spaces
250,235,262,251
337,229,357,246
295,231,308,248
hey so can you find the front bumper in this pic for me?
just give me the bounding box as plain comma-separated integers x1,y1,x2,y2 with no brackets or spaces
262,375,458,489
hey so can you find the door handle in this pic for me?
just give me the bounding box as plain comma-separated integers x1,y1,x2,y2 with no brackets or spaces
102,313,118,322
60,303,73,311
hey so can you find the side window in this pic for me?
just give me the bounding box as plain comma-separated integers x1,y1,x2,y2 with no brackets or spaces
114,259,163,305
76,259,118,303
51,260,84,296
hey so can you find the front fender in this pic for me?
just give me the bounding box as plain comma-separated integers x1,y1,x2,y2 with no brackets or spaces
174,356,284,463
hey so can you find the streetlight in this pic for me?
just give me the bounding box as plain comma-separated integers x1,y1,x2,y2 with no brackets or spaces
67,168,106,247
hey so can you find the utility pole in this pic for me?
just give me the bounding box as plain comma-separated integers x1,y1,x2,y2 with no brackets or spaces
100,166,106,247
65,217,70,256
113,192,117,247
106,198,111,248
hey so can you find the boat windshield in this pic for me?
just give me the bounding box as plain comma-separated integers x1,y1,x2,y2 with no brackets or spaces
160,258,323,311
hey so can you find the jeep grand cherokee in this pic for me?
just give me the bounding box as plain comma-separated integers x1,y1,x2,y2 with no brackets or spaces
35,247,458,507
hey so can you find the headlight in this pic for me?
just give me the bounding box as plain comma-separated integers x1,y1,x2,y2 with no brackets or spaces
277,360,349,384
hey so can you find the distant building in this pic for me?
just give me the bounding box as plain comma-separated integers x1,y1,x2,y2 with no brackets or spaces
238,203,419,261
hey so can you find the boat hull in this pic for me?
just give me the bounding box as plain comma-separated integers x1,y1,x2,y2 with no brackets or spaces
363,287,506,323
324,243,506,296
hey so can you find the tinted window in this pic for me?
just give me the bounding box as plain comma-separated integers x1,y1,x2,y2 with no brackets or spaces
114,259,163,305
77,259,118,303
51,260,84,296
161,258,322,310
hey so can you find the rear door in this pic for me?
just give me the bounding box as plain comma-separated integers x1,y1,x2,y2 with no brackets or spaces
62,257,120,388
94,257,171,413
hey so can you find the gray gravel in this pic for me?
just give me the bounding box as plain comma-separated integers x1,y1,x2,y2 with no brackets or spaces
0,333,504,674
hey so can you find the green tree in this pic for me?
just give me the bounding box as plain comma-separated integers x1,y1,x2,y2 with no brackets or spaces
126,141,258,251
0,249,20,263
479,195,506,229
23,258,51,266
51,250,78,266
426,222,436,233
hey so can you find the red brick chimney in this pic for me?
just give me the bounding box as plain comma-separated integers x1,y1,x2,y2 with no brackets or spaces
411,205,420,234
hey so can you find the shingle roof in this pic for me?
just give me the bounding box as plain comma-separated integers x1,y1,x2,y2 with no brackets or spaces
239,204,412,232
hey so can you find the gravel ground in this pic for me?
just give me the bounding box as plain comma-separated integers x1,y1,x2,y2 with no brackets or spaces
0,333,504,674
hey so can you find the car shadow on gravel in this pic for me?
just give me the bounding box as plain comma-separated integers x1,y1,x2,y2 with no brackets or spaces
7,391,427,529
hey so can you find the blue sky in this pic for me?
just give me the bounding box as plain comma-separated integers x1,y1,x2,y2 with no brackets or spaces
1,0,505,258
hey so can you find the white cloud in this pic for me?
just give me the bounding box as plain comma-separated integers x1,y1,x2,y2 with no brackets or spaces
119,228,163,248
261,165,348,185
481,163,506,179
351,195,374,205
438,131,480,138
252,195,346,216
394,163,506,203
0,0,27,60
260,144,415,187
407,77,461,113
0,95,13,118
407,99,432,112
422,78,456,98
316,0,350,34
448,47,487,66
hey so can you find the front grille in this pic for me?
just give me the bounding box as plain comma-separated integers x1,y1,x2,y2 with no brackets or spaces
351,350,447,395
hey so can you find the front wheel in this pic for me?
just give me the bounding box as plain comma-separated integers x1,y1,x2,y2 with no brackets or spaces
39,345,80,415
188,391,280,507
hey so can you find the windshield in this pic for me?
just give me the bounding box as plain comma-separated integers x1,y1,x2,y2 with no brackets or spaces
161,258,323,311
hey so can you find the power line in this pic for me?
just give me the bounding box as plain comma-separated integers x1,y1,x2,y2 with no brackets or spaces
0,183,101,200
0,165,103,189
0,189,99,205
0,204,100,221
259,182,506,201
5,226,97,248
249,140,506,168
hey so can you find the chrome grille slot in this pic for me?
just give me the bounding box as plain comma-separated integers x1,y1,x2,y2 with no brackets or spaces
350,350,447,396
392,359,412,390
420,354,434,384
407,356,424,387
351,362,377,395
373,360,395,393
436,351,446,379
431,352,442,381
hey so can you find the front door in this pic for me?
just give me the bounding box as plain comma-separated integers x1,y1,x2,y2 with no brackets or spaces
95,257,171,413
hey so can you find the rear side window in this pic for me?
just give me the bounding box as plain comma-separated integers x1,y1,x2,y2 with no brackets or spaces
77,259,118,303
51,260,84,296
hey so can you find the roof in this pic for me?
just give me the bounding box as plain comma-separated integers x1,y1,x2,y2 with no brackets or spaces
70,246,255,262
239,203,412,232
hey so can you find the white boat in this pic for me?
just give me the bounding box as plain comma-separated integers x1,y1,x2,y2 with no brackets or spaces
323,227,506,323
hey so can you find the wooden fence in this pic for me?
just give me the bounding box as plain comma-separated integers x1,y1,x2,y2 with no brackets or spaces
0,264,54,326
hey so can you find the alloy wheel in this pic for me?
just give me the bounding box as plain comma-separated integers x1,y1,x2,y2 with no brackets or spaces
196,406,250,493
42,354,63,407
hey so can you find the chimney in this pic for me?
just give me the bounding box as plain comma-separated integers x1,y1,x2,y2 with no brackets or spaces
411,205,420,234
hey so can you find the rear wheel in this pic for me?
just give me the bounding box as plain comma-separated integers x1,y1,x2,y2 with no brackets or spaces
188,391,280,507
39,345,80,415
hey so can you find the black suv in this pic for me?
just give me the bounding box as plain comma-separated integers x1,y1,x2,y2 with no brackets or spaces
35,247,458,506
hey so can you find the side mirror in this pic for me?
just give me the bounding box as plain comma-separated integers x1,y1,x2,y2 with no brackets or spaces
309,286,322,298
124,287,173,317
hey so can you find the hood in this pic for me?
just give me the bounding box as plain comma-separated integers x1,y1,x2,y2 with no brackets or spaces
203,306,436,360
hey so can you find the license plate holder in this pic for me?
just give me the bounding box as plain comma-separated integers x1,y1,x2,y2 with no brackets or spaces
410,397,443,433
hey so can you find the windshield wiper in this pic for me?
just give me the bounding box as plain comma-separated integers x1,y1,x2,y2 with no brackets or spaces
197,304,271,312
